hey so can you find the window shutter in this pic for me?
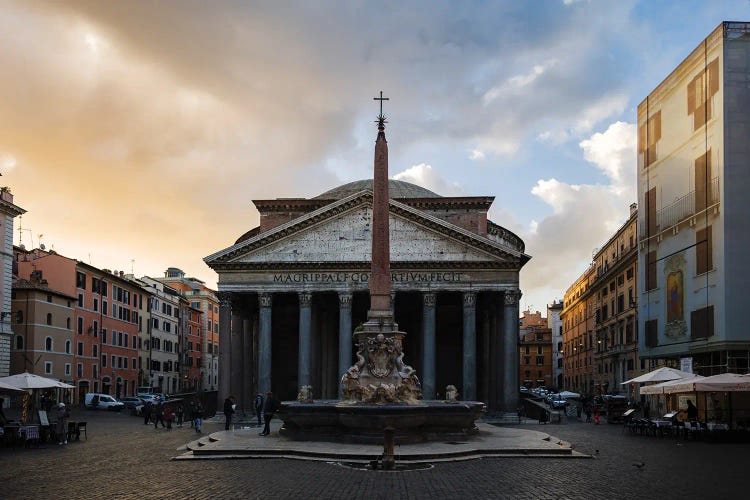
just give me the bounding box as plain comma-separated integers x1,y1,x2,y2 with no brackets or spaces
708,58,719,96
687,78,696,114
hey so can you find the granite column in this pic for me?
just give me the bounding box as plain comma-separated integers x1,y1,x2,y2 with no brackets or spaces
258,293,273,395
502,290,521,412
421,292,437,399
337,292,353,384
217,292,232,404
462,292,477,401
298,292,312,390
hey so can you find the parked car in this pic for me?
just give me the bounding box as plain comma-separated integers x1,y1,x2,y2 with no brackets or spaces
551,397,569,410
85,393,125,411
520,386,529,393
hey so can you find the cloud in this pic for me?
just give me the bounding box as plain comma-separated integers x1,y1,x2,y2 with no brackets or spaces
392,163,464,196
469,149,486,161
520,121,637,313
1,153,17,171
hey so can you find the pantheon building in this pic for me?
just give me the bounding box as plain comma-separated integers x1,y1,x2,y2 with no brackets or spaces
205,179,530,413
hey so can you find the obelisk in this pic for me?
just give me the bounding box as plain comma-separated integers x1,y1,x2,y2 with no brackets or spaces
368,92,393,321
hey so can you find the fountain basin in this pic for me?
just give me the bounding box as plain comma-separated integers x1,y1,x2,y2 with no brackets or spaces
279,400,485,444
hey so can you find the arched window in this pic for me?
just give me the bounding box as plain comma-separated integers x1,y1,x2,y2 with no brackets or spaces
65,340,72,354
45,337,53,352
15,335,23,350
46,313,52,325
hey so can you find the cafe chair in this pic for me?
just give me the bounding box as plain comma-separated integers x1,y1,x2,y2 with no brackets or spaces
77,421,87,440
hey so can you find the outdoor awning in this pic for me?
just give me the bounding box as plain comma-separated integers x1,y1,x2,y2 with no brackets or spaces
663,373,750,394
639,375,705,395
0,372,75,390
622,367,694,384
0,380,25,393
558,391,581,399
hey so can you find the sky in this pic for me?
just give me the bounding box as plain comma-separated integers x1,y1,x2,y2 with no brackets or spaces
1,0,748,314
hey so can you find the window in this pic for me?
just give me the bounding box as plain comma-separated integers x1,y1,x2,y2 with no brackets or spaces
617,294,624,314
124,333,128,348
536,356,544,365
77,363,83,377
101,329,107,344
645,320,658,347
77,317,83,334
15,335,23,349
66,318,71,330
537,345,543,355
638,110,661,167
696,226,713,275
77,342,83,356
627,268,633,280
524,356,530,365
93,364,98,379
93,345,98,357
76,271,86,289
132,336,137,349
646,251,657,291
111,355,116,368
214,324,218,334
687,58,719,130
93,298,98,312
93,320,98,337
132,358,136,369
78,293,83,308
45,361,52,374
45,337,53,351
103,301,108,315
101,354,107,367
153,318,159,329
16,310,23,324
645,187,656,237
627,359,634,371
214,306,218,314
65,340,71,354
65,363,71,376
691,306,715,339
45,312,52,326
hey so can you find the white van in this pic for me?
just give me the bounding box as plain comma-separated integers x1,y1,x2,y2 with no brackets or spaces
85,393,125,411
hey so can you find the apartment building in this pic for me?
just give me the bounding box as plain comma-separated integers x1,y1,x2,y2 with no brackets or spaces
638,22,750,374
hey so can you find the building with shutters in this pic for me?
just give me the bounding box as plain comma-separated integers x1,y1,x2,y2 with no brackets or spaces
638,21,750,375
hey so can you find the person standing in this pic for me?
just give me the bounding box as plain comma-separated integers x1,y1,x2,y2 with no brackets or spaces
175,404,184,428
143,400,153,425
56,403,70,445
164,403,174,431
223,396,235,431
194,402,204,433
259,392,279,436
254,392,264,427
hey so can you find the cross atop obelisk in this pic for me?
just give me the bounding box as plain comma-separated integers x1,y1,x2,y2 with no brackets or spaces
368,91,392,317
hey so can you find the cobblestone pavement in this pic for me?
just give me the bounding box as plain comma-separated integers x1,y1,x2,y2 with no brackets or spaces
1,409,746,500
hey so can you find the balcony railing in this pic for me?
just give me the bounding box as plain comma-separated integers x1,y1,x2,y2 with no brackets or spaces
656,177,720,231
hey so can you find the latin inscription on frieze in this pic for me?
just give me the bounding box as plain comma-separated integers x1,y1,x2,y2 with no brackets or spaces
273,271,463,284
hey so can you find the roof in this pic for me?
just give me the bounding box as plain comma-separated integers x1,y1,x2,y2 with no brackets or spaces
313,179,441,200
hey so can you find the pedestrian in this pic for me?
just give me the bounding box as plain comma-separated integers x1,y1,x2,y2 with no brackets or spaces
176,404,184,428
643,401,651,420
254,392,264,427
153,400,166,429
684,400,698,421
56,403,70,445
223,396,235,431
194,402,204,433
188,400,196,428
164,403,174,430
585,403,592,423
259,392,279,436
143,400,153,425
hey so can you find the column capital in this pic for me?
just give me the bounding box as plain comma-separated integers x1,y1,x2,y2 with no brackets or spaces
503,290,522,306
463,291,477,308
259,292,273,308
338,292,353,309
423,292,437,308
299,292,312,308
217,291,232,308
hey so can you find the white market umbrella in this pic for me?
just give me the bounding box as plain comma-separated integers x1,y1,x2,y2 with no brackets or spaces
0,380,24,393
622,367,694,385
0,372,74,390
639,375,705,395
664,373,750,394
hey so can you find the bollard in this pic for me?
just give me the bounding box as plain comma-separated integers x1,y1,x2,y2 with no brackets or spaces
383,426,395,470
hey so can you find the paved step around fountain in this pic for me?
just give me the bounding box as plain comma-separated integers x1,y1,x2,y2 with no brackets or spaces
172,423,588,462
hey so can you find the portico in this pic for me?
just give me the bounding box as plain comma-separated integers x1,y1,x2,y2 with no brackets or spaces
205,180,529,413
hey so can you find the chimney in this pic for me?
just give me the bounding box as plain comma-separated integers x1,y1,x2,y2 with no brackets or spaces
630,203,637,217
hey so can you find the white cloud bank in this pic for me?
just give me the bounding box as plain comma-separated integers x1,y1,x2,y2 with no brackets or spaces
392,163,465,197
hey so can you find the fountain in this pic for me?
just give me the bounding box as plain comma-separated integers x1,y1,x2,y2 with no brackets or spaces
278,93,484,444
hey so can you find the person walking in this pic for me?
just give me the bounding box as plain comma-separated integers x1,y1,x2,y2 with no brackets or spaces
259,392,279,436
56,403,70,445
223,396,235,431
143,400,153,425
175,404,184,428
254,392,264,427
194,402,204,433
153,400,166,429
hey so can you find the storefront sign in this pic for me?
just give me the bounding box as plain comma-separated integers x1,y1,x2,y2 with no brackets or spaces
680,357,693,374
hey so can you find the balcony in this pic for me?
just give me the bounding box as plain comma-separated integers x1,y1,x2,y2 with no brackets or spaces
656,177,720,233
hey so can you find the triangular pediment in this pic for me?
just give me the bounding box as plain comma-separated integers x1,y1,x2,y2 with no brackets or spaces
205,191,526,267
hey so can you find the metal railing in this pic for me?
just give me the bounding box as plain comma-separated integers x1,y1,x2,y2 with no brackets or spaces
656,177,720,231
